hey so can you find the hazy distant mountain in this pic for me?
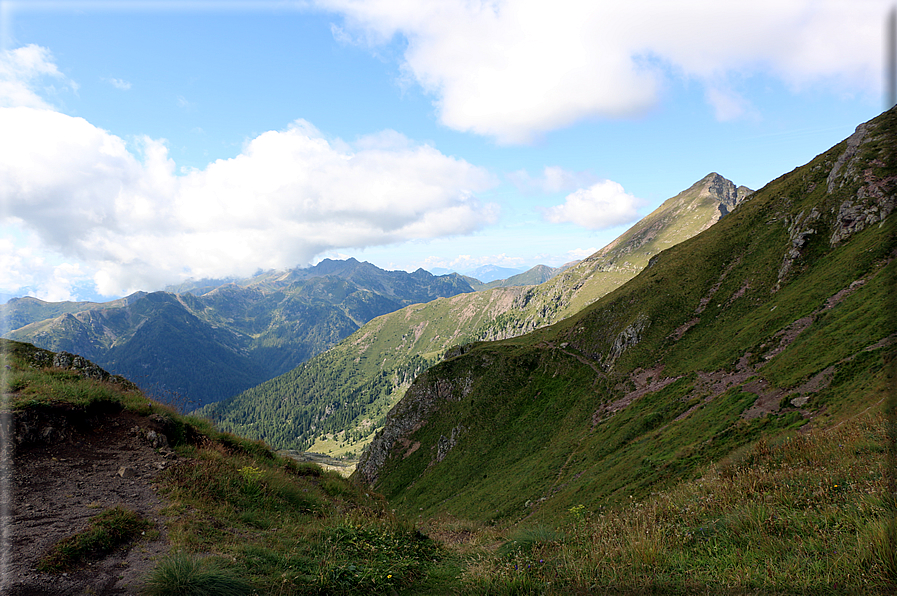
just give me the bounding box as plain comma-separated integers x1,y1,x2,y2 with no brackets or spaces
460,264,525,282
1,259,475,407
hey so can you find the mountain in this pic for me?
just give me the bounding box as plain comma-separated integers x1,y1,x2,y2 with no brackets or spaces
353,109,896,524
466,263,574,291
1,259,475,407
203,173,750,455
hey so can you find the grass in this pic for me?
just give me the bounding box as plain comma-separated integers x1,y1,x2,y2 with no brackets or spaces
2,338,443,595
37,506,151,572
442,411,896,594
156,432,441,594
142,554,254,596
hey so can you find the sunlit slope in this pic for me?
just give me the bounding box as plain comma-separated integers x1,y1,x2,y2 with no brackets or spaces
354,109,896,523
205,173,748,454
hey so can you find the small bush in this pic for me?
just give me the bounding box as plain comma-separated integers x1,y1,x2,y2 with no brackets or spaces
143,553,254,596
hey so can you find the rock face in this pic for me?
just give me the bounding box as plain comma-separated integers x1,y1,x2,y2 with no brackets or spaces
354,370,473,485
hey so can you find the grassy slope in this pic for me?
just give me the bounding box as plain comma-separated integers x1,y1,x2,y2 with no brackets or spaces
4,336,893,593
206,173,742,456
359,109,896,532
1,339,442,595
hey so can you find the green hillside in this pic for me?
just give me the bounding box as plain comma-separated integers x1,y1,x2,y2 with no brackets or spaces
1,339,444,595
355,108,896,530
205,173,749,456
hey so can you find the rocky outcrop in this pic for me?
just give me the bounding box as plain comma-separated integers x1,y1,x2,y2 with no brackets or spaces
354,371,473,485
826,122,870,194
435,424,466,463
775,207,821,290
603,315,648,370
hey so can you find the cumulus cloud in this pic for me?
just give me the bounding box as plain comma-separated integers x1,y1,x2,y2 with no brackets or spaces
0,105,498,297
542,180,642,230
508,166,600,194
108,78,132,90
0,44,74,108
320,0,886,141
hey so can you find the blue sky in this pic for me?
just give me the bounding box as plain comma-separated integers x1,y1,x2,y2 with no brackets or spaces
0,0,889,301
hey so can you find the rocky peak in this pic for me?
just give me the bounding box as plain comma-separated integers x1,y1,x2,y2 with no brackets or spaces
701,172,752,216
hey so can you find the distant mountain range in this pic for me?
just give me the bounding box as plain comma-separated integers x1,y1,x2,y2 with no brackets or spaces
1,260,477,406
202,172,751,454
1,258,572,408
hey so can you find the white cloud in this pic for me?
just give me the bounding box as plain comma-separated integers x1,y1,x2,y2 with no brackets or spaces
0,44,73,108
565,247,598,261
321,0,887,141
0,231,93,302
419,253,525,272
705,86,759,122
508,166,600,194
542,180,642,230
108,78,132,90
0,104,498,297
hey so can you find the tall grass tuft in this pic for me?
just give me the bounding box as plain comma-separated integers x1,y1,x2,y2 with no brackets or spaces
143,553,254,596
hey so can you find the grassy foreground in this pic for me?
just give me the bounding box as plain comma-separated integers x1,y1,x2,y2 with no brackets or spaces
437,409,896,594
3,339,894,594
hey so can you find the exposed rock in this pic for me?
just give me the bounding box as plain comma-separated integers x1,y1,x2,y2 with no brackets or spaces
117,465,136,478
826,122,870,194
435,424,466,463
829,194,895,245
775,208,821,291
355,371,473,485
603,315,647,370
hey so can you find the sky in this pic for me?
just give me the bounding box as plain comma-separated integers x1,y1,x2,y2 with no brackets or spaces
0,0,891,302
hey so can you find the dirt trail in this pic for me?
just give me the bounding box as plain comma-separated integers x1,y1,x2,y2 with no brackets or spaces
2,408,175,595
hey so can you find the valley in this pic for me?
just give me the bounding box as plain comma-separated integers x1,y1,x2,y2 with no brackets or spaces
1,107,894,594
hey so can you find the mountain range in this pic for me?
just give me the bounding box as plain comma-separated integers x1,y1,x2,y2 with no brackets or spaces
0,260,478,406
203,172,752,456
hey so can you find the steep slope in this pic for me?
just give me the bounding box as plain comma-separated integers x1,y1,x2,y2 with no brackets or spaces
354,109,896,524
2,261,475,406
205,173,749,454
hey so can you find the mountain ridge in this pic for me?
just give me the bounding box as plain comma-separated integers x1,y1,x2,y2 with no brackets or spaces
204,172,751,455
352,110,896,524
1,262,477,406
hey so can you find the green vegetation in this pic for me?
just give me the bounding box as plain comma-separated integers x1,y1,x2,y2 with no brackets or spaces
357,108,896,527
444,412,895,594
2,339,442,594
37,506,152,572
143,554,254,596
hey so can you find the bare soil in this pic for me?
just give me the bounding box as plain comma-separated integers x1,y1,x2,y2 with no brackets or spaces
2,407,177,595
